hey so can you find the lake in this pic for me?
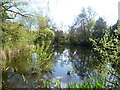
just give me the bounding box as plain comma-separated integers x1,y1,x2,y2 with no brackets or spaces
2,45,120,88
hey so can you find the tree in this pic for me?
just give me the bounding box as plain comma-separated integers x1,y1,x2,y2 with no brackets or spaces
34,28,55,45
93,17,107,38
69,7,96,45
1,1,30,21
111,20,120,30
90,26,120,82
110,20,120,36
38,16,48,30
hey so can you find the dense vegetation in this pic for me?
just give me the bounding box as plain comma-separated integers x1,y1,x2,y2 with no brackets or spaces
0,1,120,89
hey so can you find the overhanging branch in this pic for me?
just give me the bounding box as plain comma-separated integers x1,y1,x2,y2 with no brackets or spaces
1,2,34,20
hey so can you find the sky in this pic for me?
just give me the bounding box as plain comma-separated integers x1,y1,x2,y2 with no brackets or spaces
27,0,120,30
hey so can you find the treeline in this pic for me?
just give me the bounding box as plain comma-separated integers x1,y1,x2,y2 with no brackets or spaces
1,1,120,51
54,8,120,46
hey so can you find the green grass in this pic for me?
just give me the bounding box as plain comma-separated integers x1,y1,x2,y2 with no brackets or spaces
42,78,107,88
42,75,119,89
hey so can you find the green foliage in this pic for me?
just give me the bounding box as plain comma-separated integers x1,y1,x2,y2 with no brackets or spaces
110,20,120,36
43,77,107,88
68,7,96,45
90,27,120,86
2,21,36,48
92,17,107,38
1,1,120,89
54,31,69,45
2,19,55,88
1,13,55,76
94,17,107,31
90,30,119,63
117,23,120,40
34,28,55,45
39,28,55,40
38,17,48,30
1,1,28,21
87,19,96,31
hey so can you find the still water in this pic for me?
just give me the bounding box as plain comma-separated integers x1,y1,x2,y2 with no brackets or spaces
2,46,120,88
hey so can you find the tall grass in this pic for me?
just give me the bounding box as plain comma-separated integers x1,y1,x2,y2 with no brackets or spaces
42,77,107,88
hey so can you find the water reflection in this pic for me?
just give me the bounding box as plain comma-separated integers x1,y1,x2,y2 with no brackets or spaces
52,46,119,87
2,46,120,88
53,49,80,84
2,46,55,88
52,47,95,85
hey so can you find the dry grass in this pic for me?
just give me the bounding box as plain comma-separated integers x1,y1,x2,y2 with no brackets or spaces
0,45,34,61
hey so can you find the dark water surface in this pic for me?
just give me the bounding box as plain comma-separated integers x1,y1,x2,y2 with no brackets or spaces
2,46,120,88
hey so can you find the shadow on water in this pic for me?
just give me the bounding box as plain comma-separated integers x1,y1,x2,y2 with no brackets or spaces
1,45,120,88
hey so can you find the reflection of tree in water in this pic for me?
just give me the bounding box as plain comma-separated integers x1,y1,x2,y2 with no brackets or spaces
47,45,120,88
4,45,119,88
54,49,71,67
54,45,97,80
2,46,55,88
68,46,95,80
54,45,71,67
94,60,120,86
68,46,120,86
53,45,120,87
54,45,66,54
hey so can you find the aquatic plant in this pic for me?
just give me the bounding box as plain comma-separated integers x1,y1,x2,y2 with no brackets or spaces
42,77,107,88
